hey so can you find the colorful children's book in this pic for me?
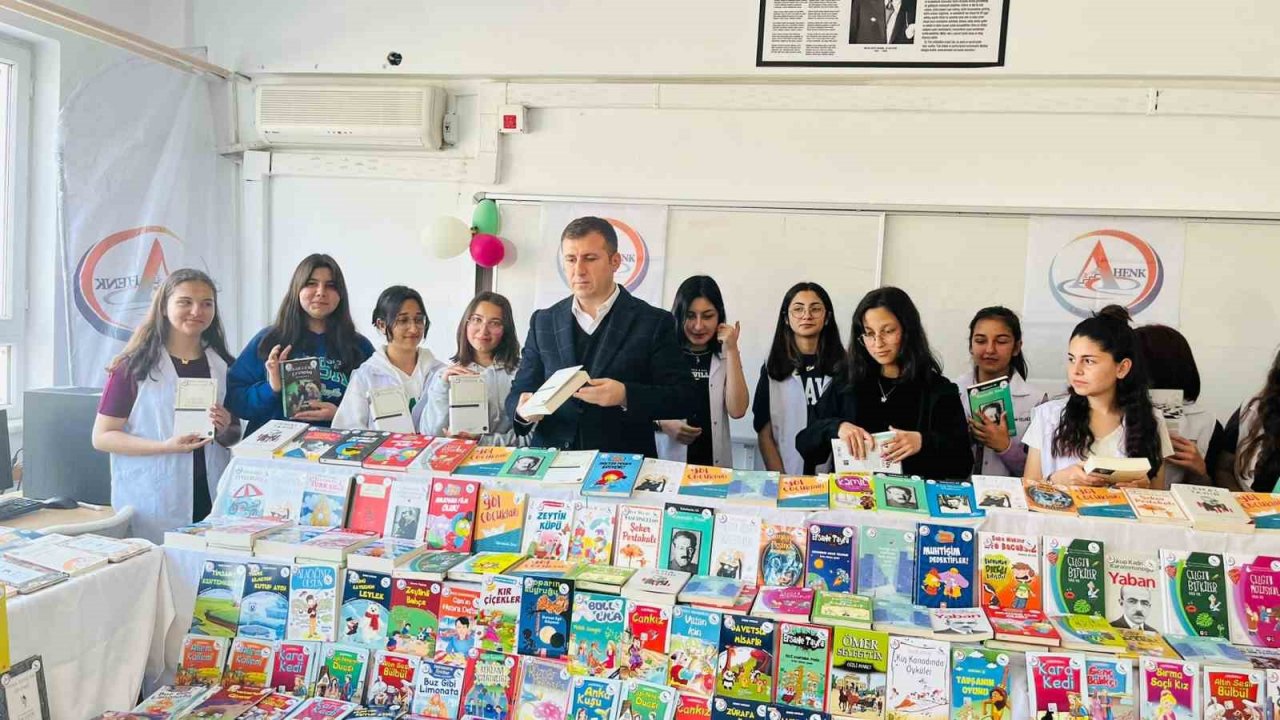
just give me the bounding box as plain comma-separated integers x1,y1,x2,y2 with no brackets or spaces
388,576,441,658
299,473,352,528
295,528,378,564
523,498,581,560
675,692,711,720
1267,670,1280,720
668,605,721,697
219,463,272,518
984,607,1061,647
434,583,482,665
473,487,528,554
1042,536,1106,617
506,556,578,579
278,428,346,463
382,478,431,542
623,568,691,607
924,479,984,519
567,676,621,720
759,519,808,587
453,445,515,477
1164,635,1252,667
542,449,599,484
233,419,310,459
1104,551,1163,633
1226,554,1280,648
449,550,525,583
777,475,829,510
970,475,1030,512
176,634,229,686
419,437,477,474
238,561,291,641
828,472,877,512
912,523,976,609
1084,657,1136,720
873,473,928,515
928,607,993,642
709,697,770,720
1236,492,1280,529
270,640,320,697
708,511,761,584
518,576,574,660
1121,487,1191,525
615,505,664,570
319,430,388,467
460,650,519,719
810,590,873,630
678,575,747,609
393,550,468,583
1026,652,1087,720
288,563,340,642
132,685,213,717
1203,666,1264,720
678,464,734,499
774,622,830,712
568,591,628,677
226,636,275,687
239,693,301,720
884,636,949,720
1051,613,1128,654
716,614,776,702
567,564,637,595
345,537,430,576
1023,481,1078,516
1159,549,1229,639
1068,485,1137,520
659,503,715,576
366,651,419,709
1139,658,1199,720
517,656,574,720
978,531,1041,611
176,685,271,720
949,647,1011,720
497,447,558,481
477,574,522,654
856,525,916,600
410,660,465,717
361,432,432,472
286,697,358,720
424,478,480,552
726,470,780,508
804,523,856,593
347,475,393,535
189,560,246,638
751,585,816,623
621,603,672,684
566,504,617,565
339,569,391,651
633,458,684,496
581,452,644,497
620,679,678,720
317,643,370,703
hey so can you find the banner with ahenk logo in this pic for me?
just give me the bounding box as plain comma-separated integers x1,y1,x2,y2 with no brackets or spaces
535,202,668,309
1022,216,1184,380
58,58,232,387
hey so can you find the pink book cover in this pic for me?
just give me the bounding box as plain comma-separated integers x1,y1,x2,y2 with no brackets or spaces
1231,555,1280,648
756,586,815,616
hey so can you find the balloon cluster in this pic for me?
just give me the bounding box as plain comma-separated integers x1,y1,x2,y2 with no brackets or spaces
422,199,507,268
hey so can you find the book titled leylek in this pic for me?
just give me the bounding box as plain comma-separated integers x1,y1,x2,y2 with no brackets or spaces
281,357,323,418
518,364,590,418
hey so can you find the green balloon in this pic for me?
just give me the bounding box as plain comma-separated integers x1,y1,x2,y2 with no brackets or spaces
471,199,501,235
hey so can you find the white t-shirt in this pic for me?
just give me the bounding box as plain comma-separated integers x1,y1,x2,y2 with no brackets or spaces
1024,396,1174,477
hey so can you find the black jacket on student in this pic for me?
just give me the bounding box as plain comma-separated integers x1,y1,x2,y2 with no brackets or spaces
506,287,695,456
795,370,973,480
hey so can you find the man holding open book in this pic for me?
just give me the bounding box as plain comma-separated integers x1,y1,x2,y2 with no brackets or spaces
507,216,695,455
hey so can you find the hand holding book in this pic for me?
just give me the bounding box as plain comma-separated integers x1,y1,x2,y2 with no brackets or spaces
969,409,1012,453
657,420,702,445
265,343,293,392
880,426,923,464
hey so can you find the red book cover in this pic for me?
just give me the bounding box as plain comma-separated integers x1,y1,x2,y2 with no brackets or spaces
460,649,520,720
628,603,672,654
347,474,393,535
984,607,1061,645
363,433,433,472
425,478,480,552
675,692,712,720
369,651,420,708
426,438,479,473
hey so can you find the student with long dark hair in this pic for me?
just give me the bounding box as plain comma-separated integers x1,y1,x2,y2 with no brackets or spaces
92,269,238,542
953,307,1048,477
226,254,374,433
653,276,748,468
333,286,442,430
1135,324,1222,486
1023,306,1173,488
1216,347,1280,492
418,292,522,446
751,282,845,474
796,286,971,479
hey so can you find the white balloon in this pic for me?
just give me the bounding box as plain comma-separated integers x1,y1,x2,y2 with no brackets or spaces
423,216,471,258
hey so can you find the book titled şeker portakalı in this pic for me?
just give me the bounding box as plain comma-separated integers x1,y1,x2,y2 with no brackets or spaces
517,364,589,419
966,375,1017,433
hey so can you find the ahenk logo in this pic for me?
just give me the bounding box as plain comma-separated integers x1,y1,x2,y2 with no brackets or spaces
558,217,650,292
73,226,181,341
1048,229,1164,318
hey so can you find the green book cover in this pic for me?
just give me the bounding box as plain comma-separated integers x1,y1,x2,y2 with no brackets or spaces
871,473,928,515
828,627,889,719
1160,550,1230,639
811,591,873,628
775,622,831,712
619,679,677,720
565,564,637,590
497,447,558,480
658,502,715,576
966,376,1017,434
1043,536,1106,617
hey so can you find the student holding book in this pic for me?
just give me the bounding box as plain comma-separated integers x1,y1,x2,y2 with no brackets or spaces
1215,347,1280,492
953,306,1048,477
418,292,521,445
226,254,374,434
92,269,239,542
796,286,971,479
1135,323,1223,486
751,282,845,474
333,285,442,430
653,276,749,467
1023,305,1174,489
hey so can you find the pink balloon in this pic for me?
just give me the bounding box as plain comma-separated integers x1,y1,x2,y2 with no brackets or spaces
469,233,505,268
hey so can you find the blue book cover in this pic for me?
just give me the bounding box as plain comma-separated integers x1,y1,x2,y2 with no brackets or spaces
710,697,771,720
517,576,574,660
726,470,779,507
1077,503,1138,520
668,605,722,697
950,646,1011,718
716,614,776,703
411,659,465,718
855,526,916,599
190,559,246,637
924,480,986,519
567,676,621,720
679,575,746,606
581,453,645,498
339,569,392,650
238,561,291,641
804,523,857,593
568,591,628,677
913,523,976,609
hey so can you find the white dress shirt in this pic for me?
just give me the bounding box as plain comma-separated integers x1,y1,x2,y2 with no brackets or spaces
571,283,621,335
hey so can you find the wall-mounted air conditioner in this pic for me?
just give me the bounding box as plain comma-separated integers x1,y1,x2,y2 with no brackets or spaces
255,84,447,149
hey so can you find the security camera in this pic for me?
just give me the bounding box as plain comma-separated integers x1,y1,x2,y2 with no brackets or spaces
386,51,403,67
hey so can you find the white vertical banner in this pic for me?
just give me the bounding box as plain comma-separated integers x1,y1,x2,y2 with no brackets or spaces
58,59,233,387
1022,216,1185,381
534,202,669,309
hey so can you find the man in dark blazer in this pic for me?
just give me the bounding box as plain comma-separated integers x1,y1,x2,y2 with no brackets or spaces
507,216,694,455
849,0,916,44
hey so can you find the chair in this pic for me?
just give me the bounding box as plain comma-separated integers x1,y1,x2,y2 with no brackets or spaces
41,505,134,538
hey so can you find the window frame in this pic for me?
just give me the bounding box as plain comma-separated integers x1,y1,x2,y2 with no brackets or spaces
0,35,31,416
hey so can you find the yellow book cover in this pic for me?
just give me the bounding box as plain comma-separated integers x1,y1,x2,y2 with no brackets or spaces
678,464,733,499
0,593,8,673
1235,492,1280,520
777,475,829,509
473,487,528,553
1067,486,1136,519
454,445,515,476
828,472,877,511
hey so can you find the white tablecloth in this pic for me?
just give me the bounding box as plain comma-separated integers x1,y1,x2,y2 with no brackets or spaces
9,546,171,719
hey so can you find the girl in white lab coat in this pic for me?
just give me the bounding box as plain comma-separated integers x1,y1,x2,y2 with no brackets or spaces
92,268,239,542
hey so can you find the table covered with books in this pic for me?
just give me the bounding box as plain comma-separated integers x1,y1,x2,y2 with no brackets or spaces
138,423,1280,720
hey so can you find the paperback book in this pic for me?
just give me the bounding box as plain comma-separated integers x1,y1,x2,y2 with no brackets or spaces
678,464,734,500
1023,482,1078,516
966,376,1016,434
1042,536,1106,617
856,526,916,600
726,470,780,508
233,419,309,459
970,475,1030,512
828,472,877,512
884,636,949,720
1068,485,1137,520
709,510,762,583
339,569,392,651
287,563,340,642
299,473,352,529
568,591,628,677
346,475,393,536
804,523,856,593
238,561,291,641
1139,658,1199,720
517,575,574,660
809,591,873,630
366,651,419,709
751,585,816,623
774,622,830,711
872,473,928,515
668,605,721,697
317,643,370,702
621,603,672,684
453,445,514,477
1226,553,1280,648
623,568,691,606
777,475,829,510
1121,487,1191,525
1159,549,1230,639
424,478,480,553
949,647,1010,720
478,574,522,654
912,523,976,609
410,660,465,718
759,519,808,588
1203,666,1264,719
277,428,346,463
716,614,776,702
318,430,388,467
382,479,431,542
827,627,889,719
582,452,645,497
566,504,617,565
176,634,229,686
361,432,432,472
496,447,558,481
435,583,482,665
659,503,715,576
1084,657,1136,720
270,640,320,697
923,480,984,519
516,656,573,720
282,357,323,417
387,576,441,658
1170,484,1253,533
620,679,677,720
566,676,621,720
1104,552,1163,633
978,531,1041,611
523,498,580,560
419,437,477,474
614,505,664,570
543,449,599,484
459,649,518,720
1026,652,1086,720
633,458,685,496
473,487,528,554
190,560,246,638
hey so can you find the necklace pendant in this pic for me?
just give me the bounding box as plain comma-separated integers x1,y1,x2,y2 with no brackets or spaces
880,394,888,403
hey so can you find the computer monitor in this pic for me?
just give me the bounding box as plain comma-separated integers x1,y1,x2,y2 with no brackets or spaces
0,408,11,492
22,387,111,504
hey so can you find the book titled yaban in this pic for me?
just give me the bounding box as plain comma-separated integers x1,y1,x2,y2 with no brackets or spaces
517,365,589,419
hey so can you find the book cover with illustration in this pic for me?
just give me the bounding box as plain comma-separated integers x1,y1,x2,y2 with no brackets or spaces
568,591,627,678
176,685,271,719
219,462,271,518
176,633,229,686
727,470,780,508
288,563,339,642
238,561,291,641
759,519,808,588
381,478,430,542
668,605,721,697
134,685,216,717
884,636,949,720
299,473,352,528
774,622,830,711
286,697,359,720
827,628,889,720
872,473,928,516
317,643,369,703
460,649,519,720
318,429,388,467
278,428,347,463
388,577,441,658
523,498,580,560
361,432,431,472
659,503,715,576
828,472,877,512
567,504,617,565
856,526,915,600
978,531,1041,611
190,559,246,637
675,692,711,720
233,418,309,459
420,436,477,474
434,583,482,665
1203,667,1264,719
347,474,393,535
366,650,419,709
1226,553,1280,648
1159,549,1229,639
1026,652,1086,720
1121,487,1190,525
517,575,574,660
621,603,672,684
1104,551,1163,634
709,511,762,583
620,679,678,720
1139,658,1199,720
282,357,322,417
810,590,873,630
582,452,645,497
411,659,465,718
912,523,976,609
567,676,621,720
804,523,856,593
497,447,559,481
339,569,391,651
969,475,1029,512
679,464,734,500
1023,481,1078,516
777,475,829,510
966,376,1016,433
1084,657,1136,720
270,640,320,697
473,487,528,554
715,614,776,702
1042,536,1106,617
453,445,515,477
709,697,770,720
424,478,480,552
949,647,1010,720
615,505,664,569
1068,485,1137,520
984,607,1061,646
516,656,573,720
477,574,522,655
633,458,685,497
924,479,984,519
